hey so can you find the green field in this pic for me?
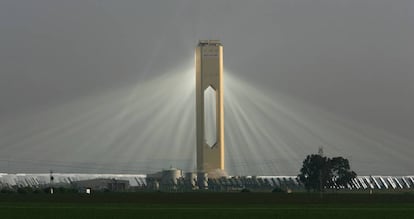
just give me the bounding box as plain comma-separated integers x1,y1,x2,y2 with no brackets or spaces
1,192,413,219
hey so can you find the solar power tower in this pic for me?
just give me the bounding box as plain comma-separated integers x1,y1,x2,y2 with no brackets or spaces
195,40,224,175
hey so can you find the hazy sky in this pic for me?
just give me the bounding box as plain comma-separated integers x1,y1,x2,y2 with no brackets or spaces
0,0,413,174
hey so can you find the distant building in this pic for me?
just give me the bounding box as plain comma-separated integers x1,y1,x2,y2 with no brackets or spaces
147,168,184,191
72,178,129,193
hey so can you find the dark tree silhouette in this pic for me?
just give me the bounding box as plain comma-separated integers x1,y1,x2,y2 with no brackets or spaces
330,156,357,188
298,154,356,191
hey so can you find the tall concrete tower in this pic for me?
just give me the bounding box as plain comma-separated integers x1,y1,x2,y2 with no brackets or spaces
195,40,224,175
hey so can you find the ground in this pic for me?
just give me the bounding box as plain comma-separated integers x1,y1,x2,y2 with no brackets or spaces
0,192,413,218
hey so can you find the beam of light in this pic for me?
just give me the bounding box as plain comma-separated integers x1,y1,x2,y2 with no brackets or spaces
224,70,414,176
0,63,412,176
0,62,197,173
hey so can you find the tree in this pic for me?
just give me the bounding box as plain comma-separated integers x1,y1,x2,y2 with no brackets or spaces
298,154,356,191
329,157,357,189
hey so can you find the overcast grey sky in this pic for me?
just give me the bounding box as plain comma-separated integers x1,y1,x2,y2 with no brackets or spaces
0,0,413,174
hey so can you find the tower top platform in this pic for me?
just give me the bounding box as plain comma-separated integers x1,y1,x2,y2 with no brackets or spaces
198,40,222,46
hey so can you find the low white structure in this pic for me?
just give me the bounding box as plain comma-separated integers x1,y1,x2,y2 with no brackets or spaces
0,173,146,189
1,173,414,191
146,168,183,191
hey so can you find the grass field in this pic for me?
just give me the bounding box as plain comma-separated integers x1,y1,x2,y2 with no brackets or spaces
0,192,413,219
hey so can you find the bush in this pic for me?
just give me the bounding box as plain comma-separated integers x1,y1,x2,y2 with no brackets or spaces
241,188,250,193
272,187,285,193
42,187,77,194
0,188,15,194
33,189,44,194
17,187,33,194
